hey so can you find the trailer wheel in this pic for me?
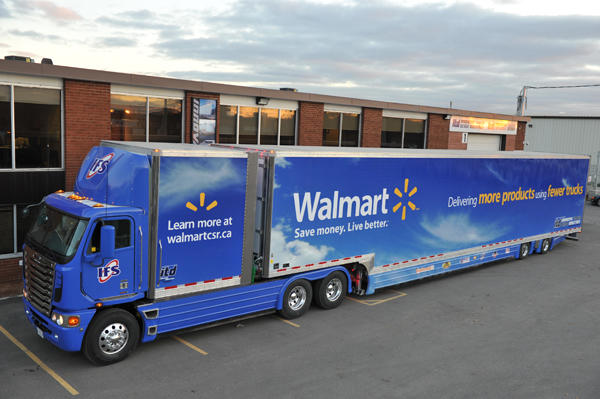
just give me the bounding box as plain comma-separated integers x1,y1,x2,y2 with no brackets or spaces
518,243,530,260
540,238,551,254
279,279,312,319
313,271,347,310
83,308,140,366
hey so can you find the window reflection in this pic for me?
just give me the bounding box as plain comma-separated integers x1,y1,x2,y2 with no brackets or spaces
149,98,182,143
403,119,425,148
239,107,258,144
381,117,403,148
341,113,359,147
15,87,61,168
260,108,278,145
110,94,146,142
280,110,295,145
219,105,237,144
323,112,340,146
0,85,10,168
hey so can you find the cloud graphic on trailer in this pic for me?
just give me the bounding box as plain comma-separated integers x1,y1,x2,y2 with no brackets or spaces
420,213,508,248
159,158,243,209
273,157,292,190
270,224,333,266
486,164,509,184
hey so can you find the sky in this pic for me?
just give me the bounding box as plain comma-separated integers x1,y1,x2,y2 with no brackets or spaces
1,0,600,116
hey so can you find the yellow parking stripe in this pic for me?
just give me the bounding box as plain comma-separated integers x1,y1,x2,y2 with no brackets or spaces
347,290,407,306
172,335,208,355
0,325,79,396
277,317,300,328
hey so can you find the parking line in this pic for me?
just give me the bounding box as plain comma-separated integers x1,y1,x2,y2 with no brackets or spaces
346,290,407,306
0,324,79,396
172,335,208,355
276,317,300,328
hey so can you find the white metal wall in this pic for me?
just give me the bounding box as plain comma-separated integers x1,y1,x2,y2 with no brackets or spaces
525,117,600,194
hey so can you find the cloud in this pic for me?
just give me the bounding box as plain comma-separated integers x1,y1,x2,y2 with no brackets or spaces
420,213,507,246
95,37,136,48
10,29,61,41
14,1,81,21
150,0,600,115
270,223,333,266
0,0,9,18
35,1,81,20
159,158,244,209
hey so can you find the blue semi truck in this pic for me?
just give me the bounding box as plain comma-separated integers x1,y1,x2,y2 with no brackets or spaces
21,141,589,364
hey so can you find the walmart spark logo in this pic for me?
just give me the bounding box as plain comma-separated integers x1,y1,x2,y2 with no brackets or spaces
185,193,218,212
392,178,418,220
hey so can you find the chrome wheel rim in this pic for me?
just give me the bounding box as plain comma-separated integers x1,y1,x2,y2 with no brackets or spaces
325,278,343,302
521,245,528,257
288,286,307,311
99,323,129,355
543,240,550,252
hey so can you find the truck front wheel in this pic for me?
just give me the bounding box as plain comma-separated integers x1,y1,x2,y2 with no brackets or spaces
83,308,140,366
279,279,312,319
313,271,347,309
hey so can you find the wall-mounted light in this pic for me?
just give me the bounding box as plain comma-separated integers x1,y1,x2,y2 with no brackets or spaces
444,114,452,120
256,97,269,106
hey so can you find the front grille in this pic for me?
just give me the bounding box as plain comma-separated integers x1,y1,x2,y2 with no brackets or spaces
24,247,55,316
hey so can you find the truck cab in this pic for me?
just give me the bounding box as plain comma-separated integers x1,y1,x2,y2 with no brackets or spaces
23,144,150,362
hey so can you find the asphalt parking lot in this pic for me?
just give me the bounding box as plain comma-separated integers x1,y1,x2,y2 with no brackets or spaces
1,203,600,399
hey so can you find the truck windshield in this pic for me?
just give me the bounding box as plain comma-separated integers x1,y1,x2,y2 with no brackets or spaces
26,204,88,261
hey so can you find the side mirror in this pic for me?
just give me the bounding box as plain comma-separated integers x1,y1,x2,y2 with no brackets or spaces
100,225,116,259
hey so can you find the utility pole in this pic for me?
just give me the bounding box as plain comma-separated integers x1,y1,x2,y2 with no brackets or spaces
516,84,600,116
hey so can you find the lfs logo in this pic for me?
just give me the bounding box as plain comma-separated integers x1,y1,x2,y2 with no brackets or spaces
86,153,114,179
98,259,121,283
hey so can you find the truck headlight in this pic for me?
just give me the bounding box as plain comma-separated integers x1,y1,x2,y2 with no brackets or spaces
51,312,79,328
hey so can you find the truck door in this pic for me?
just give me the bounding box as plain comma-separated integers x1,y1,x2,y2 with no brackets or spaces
82,217,136,300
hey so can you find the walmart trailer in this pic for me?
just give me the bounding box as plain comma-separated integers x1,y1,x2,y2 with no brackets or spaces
21,142,589,364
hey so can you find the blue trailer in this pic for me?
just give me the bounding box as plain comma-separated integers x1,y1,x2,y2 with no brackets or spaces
21,142,589,364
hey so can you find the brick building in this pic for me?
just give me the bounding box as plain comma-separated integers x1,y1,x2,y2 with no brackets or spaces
0,60,529,297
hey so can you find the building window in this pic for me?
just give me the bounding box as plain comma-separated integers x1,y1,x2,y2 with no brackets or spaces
323,112,361,147
260,108,278,145
110,94,182,143
149,98,182,142
0,86,10,168
219,105,237,144
280,110,295,145
218,105,296,145
239,106,259,144
0,204,32,256
404,119,425,148
0,84,62,169
381,117,426,148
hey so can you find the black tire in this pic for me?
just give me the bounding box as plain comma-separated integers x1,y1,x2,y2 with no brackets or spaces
313,271,347,310
83,308,140,366
279,279,312,319
518,243,530,260
540,238,551,254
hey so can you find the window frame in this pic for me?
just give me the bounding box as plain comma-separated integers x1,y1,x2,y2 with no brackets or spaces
219,105,297,145
381,116,428,149
110,91,185,144
323,111,362,147
0,82,64,172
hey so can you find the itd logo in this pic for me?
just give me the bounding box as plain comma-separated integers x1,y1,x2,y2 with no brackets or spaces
86,153,114,179
392,178,418,220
